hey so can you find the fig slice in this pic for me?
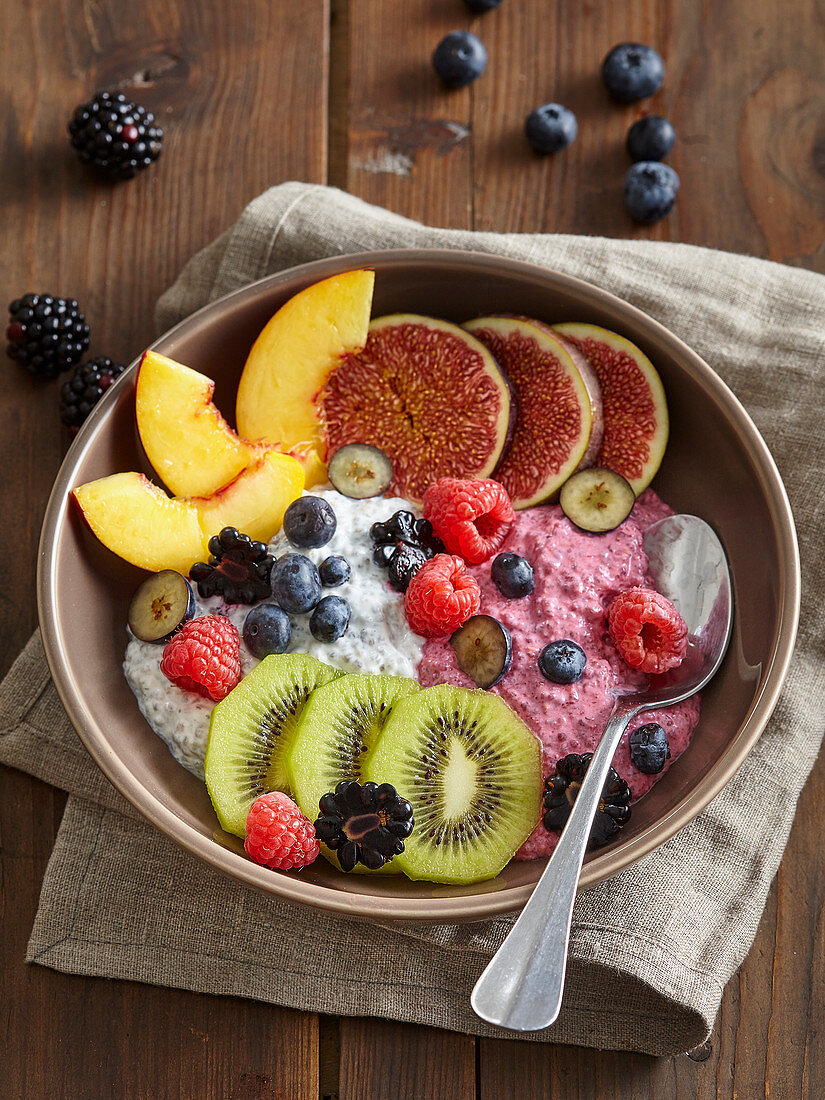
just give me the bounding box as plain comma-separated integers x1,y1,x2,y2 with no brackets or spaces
462,316,602,509
327,443,393,499
559,468,635,533
553,323,669,494
319,314,513,505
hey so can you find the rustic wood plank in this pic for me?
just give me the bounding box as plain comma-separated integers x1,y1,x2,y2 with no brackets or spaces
0,0,328,1096
339,1019,476,1100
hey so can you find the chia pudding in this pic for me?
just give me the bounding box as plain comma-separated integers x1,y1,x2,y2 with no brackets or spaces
124,486,700,855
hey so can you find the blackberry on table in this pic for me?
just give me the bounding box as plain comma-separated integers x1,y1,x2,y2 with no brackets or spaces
59,356,126,429
7,293,90,378
68,91,163,180
542,753,632,847
314,780,414,872
190,527,275,605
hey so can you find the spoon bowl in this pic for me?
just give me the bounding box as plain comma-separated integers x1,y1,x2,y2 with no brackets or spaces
471,514,732,1032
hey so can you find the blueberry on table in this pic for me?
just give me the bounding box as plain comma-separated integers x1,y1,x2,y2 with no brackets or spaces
243,604,292,658
491,552,534,598
433,31,487,88
624,161,680,224
309,595,351,642
283,496,337,548
538,639,587,684
626,115,676,162
525,103,578,154
601,43,665,103
629,722,671,774
463,0,502,10
271,553,322,614
319,555,351,587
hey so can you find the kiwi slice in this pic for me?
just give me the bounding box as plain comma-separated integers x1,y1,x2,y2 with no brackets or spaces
205,653,342,837
287,673,419,871
363,684,542,884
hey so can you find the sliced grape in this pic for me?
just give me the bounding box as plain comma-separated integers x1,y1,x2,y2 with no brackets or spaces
559,467,635,533
327,443,393,499
127,569,195,643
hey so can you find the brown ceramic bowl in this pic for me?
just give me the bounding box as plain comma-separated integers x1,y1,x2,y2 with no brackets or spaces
38,250,800,922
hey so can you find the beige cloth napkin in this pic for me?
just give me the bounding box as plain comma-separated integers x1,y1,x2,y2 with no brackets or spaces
2,182,823,1057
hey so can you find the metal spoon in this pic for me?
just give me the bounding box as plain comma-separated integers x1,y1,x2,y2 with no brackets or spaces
471,514,732,1033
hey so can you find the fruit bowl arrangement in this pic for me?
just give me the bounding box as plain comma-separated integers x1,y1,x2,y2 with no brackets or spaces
38,249,798,921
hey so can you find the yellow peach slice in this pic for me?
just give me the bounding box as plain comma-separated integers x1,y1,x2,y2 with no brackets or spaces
195,450,305,545
72,472,208,576
235,269,375,487
136,350,258,498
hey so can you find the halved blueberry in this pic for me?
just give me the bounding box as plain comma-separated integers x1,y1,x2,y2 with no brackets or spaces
128,570,195,643
450,615,512,688
433,31,487,88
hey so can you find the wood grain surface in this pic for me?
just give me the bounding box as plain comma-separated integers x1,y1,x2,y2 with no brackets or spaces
2,0,824,1097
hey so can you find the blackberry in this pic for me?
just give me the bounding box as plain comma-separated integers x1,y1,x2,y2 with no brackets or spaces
190,527,274,605
59,356,126,430
542,753,632,847
68,92,163,180
314,780,414,872
369,511,444,573
7,293,90,378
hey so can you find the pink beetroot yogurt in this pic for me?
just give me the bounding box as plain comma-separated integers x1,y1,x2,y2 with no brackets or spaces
416,488,700,860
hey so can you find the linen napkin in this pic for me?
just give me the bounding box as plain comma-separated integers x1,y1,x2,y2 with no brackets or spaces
2,182,823,1057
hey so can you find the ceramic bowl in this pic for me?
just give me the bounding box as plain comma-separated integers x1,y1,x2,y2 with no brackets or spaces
38,250,800,921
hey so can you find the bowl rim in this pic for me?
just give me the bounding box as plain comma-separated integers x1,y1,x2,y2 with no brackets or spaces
37,247,801,922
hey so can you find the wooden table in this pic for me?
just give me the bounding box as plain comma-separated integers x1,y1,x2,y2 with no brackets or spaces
2,1,823,1096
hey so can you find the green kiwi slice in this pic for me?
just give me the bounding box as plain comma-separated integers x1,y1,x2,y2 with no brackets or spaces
205,653,342,837
287,672,420,871
363,684,542,884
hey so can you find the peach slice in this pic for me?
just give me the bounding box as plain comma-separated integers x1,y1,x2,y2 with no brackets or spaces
72,472,208,576
196,450,305,545
73,451,305,576
235,269,375,487
136,350,258,498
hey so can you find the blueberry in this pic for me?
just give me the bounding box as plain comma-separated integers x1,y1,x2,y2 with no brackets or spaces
463,0,502,10
386,510,418,544
629,722,671,774
626,115,676,162
538,640,587,684
491,552,535,599
270,553,322,614
432,31,487,89
282,496,337,548
387,544,427,593
309,595,351,642
601,43,665,103
243,604,292,658
525,103,578,154
319,555,351,587
624,161,679,224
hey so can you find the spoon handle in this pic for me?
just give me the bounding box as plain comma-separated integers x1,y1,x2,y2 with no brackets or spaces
470,700,639,1032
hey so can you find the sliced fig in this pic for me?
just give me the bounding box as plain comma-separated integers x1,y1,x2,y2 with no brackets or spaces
462,316,602,509
553,323,668,494
319,314,513,504
559,468,635,533
327,443,393,498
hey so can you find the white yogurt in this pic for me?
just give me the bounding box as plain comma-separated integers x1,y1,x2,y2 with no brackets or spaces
123,490,425,778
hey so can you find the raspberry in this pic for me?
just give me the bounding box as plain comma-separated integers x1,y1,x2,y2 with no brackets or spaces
608,587,687,674
245,791,320,871
160,615,242,701
404,554,481,638
422,477,514,564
